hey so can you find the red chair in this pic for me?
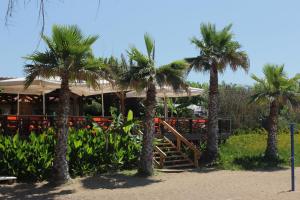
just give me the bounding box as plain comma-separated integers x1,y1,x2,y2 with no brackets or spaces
154,118,160,124
92,117,102,122
154,118,161,134
7,115,18,128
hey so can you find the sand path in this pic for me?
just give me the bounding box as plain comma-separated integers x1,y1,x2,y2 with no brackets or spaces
1,168,300,200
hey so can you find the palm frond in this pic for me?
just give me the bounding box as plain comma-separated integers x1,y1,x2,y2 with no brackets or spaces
127,46,150,67
24,24,101,89
156,60,189,92
144,33,154,60
189,23,249,75
250,64,300,109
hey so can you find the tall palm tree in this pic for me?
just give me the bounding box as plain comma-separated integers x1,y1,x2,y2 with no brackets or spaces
186,23,249,162
250,64,300,159
120,33,189,176
24,25,101,183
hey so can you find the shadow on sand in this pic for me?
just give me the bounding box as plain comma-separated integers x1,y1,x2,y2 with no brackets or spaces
232,155,287,171
0,182,74,200
81,172,162,190
185,167,220,173
0,172,162,199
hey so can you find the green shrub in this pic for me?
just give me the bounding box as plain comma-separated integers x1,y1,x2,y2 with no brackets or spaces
0,110,141,181
68,124,141,176
0,131,55,181
83,100,102,116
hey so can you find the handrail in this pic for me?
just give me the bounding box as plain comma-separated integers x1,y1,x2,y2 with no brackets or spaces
137,130,166,168
154,146,167,157
161,120,201,167
154,146,167,168
161,121,198,152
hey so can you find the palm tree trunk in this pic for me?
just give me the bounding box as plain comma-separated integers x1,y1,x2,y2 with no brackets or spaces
205,65,219,162
53,74,71,183
138,83,156,176
265,100,278,160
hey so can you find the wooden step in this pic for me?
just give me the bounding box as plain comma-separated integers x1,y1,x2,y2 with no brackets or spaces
165,151,181,155
163,155,186,159
159,146,177,150
154,158,192,166
153,121,200,169
156,143,173,147
164,159,191,164
165,163,194,169
0,176,17,184
160,148,177,153
154,154,186,161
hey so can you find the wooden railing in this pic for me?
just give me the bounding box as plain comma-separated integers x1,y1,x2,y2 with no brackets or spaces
161,120,201,167
154,146,167,168
0,115,112,135
136,130,166,168
155,117,231,145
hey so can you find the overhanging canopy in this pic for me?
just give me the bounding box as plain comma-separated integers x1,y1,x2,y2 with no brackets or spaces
0,77,60,95
0,77,120,116
0,77,119,96
126,86,204,98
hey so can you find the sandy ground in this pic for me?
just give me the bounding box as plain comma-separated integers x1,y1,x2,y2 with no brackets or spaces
1,168,300,200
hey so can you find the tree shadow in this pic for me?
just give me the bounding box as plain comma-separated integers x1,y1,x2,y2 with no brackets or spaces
0,182,74,200
81,172,162,190
233,155,287,171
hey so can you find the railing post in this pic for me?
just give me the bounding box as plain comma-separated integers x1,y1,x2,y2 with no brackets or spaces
177,136,181,151
189,119,193,134
159,155,165,168
3,116,7,135
194,153,199,167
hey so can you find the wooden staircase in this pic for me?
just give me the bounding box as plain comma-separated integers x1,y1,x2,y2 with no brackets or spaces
154,137,195,169
153,120,201,169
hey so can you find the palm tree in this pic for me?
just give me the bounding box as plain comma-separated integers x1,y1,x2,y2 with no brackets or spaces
186,23,249,162
250,64,300,160
120,33,189,176
24,25,101,183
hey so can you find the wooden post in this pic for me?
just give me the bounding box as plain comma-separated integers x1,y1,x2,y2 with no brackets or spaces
101,90,104,117
194,153,199,167
17,93,20,115
159,155,164,168
189,118,193,134
164,95,168,120
176,136,181,151
42,92,46,115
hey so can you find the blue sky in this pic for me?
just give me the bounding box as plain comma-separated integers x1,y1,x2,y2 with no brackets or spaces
1,0,300,85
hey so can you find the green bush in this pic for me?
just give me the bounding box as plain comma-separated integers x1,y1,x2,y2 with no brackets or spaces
0,131,55,181
68,125,141,176
0,111,141,181
83,100,102,116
